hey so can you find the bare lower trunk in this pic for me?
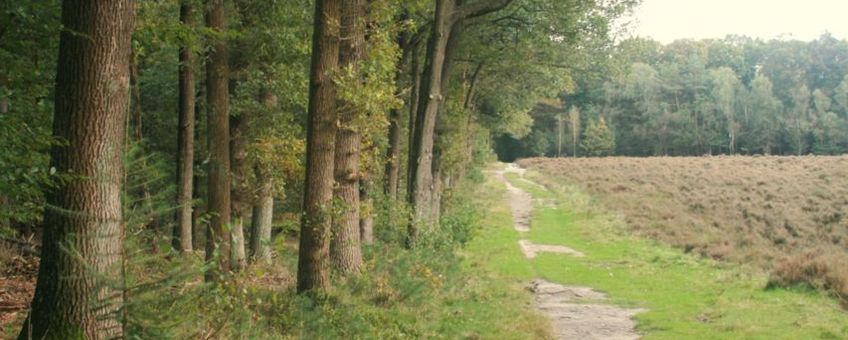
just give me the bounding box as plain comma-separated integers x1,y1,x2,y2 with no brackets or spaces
19,2,133,338
250,170,274,264
359,180,374,245
297,0,341,293
230,112,248,272
330,0,365,275
205,0,231,281
174,3,195,253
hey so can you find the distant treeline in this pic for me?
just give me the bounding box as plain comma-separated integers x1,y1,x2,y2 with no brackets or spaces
499,34,848,159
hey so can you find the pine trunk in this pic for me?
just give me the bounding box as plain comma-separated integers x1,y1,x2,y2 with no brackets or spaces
19,1,134,338
174,3,195,253
297,0,341,293
205,0,231,281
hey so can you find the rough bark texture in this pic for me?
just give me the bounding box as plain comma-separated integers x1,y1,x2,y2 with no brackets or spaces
249,167,274,264
331,0,365,275
297,0,341,293
205,0,232,281
19,1,134,338
174,3,195,253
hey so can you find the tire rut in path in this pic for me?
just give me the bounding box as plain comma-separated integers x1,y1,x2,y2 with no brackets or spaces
498,164,643,340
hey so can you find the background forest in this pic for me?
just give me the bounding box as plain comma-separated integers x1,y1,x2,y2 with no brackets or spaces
499,34,848,159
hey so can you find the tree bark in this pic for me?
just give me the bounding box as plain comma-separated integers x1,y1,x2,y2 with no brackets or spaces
19,1,134,338
174,2,195,253
407,0,453,238
384,34,415,199
249,166,274,264
205,0,231,281
359,179,374,245
406,0,512,241
331,0,366,275
230,114,247,271
297,0,341,293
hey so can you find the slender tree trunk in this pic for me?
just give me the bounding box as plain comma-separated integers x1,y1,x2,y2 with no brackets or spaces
205,0,231,281
407,0,511,239
250,166,274,264
174,3,195,253
331,0,365,275
297,0,341,293
406,41,422,193
19,1,134,338
230,114,247,272
359,179,374,245
407,0,453,238
384,36,415,199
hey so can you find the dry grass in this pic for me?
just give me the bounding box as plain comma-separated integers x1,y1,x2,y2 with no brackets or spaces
518,156,848,304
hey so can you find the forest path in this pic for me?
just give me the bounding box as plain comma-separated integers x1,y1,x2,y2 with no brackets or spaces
496,164,643,340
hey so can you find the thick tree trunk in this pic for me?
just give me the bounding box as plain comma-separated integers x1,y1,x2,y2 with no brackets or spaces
331,0,365,275
250,166,274,264
19,1,134,339
174,3,195,253
205,0,231,281
297,0,341,293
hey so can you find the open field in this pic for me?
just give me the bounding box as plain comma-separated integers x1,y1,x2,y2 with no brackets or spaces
517,156,848,305
479,165,848,338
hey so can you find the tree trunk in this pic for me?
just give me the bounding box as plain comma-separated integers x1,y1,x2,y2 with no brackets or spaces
359,179,374,245
174,3,195,253
205,0,231,281
407,0,454,238
331,0,365,275
250,166,274,264
297,0,341,293
406,0,512,240
19,1,134,338
384,35,415,199
230,114,247,272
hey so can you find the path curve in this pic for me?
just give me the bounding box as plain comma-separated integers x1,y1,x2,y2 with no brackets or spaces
497,164,643,340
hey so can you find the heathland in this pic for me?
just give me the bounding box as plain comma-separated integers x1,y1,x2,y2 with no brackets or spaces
518,156,848,306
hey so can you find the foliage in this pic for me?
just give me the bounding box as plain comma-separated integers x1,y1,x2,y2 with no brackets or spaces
580,117,615,156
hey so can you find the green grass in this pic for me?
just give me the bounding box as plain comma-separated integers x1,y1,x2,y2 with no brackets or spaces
483,165,848,339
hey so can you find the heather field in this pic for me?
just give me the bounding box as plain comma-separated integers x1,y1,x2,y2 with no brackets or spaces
518,156,848,305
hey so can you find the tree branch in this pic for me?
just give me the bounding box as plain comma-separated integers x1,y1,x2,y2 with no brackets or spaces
452,0,516,24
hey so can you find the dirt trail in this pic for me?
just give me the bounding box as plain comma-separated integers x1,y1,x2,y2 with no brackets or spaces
498,164,643,340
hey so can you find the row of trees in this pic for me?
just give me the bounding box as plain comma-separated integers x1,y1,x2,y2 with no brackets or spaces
504,34,848,158
1,0,635,337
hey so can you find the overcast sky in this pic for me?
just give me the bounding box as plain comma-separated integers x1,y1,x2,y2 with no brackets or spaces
627,0,848,43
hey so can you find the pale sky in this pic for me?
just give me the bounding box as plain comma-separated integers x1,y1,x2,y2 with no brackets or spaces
628,0,848,43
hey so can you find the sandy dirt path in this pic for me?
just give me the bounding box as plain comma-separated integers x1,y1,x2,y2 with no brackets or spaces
497,164,643,340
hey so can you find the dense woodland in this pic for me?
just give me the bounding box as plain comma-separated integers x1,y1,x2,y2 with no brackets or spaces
0,0,638,338
499,34,848,159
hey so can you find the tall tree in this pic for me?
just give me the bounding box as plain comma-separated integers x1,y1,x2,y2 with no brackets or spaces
297,0,341,292
205,0,232,280
331,0,366,274
407,0,513,240
174,2,196,253
19,1,134,338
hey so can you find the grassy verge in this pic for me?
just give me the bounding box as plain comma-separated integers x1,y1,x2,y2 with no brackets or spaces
496,167,848,339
